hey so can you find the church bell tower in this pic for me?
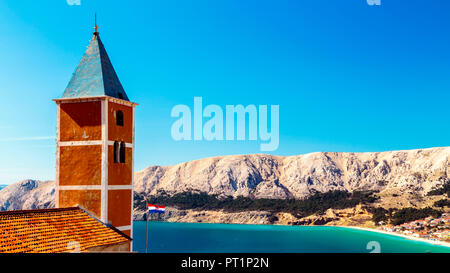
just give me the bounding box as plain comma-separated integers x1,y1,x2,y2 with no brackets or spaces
53,24,137,240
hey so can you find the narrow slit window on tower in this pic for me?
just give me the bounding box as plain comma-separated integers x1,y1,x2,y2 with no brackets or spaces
116,110,124,126
119,142,126,163
114,141,120,163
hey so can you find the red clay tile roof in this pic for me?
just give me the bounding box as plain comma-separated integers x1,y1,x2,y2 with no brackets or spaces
0,207,130,253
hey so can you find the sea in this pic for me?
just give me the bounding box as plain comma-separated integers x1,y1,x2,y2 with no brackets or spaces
132,221,450,253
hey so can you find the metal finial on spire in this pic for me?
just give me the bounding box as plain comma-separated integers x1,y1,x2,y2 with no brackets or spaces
93,13,99,36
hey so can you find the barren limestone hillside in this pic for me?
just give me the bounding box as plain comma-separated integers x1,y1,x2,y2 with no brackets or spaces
134,147,449,200
0,147,448,219
0,179,54,211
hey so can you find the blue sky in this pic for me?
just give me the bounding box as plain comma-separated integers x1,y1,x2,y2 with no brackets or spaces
0,0,449,184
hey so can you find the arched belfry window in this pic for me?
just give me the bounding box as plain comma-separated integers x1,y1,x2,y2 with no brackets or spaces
114,141,120,163
116,110,124,126
114,141,126,163
119,142,126,163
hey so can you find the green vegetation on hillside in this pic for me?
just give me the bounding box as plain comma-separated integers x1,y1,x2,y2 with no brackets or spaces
427,180,450,197
369,207,390,224
390,207,442,225
369,207,442,226
135,190,378,218
433,199,450,208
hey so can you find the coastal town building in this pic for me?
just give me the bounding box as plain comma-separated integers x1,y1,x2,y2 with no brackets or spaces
0,23,136,252
379,213,450,242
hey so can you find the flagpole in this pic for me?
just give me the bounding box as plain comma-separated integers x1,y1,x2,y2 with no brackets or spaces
144,196,149,253
144,202,164,253
145,211,149,253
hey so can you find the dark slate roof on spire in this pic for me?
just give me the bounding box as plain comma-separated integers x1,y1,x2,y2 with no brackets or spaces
62,33,129,101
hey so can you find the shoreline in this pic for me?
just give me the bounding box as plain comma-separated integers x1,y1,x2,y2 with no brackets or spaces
342,226,450,248
136,219,450,248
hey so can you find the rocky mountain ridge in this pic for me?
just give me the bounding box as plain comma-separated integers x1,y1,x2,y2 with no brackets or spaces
134,147,449,199
0,147,448,218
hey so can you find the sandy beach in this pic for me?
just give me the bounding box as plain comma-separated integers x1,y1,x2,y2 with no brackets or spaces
342,226,450,248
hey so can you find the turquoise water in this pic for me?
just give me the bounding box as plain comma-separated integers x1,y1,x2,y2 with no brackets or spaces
132,221,450,253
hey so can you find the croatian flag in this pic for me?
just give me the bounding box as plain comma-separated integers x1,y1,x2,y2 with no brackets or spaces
148,204,166,213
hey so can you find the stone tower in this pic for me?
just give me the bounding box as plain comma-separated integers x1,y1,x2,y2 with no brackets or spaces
53,26,136,240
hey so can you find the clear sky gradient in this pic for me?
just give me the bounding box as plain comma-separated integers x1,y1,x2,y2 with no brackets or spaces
0,0,449,184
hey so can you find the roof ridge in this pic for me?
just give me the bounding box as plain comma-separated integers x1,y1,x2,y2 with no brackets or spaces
0,207,79,216
77,205,133,241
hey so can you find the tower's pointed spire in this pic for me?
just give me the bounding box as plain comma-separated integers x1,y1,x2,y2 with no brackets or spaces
61,22,129,101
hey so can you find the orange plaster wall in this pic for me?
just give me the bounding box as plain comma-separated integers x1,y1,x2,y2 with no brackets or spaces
59,101,102,141
108,102,133,143
86,241,131,252
59,145,102,185
108,190,132,227
120,230,131,238
59,190,102,217
108,146,132,185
